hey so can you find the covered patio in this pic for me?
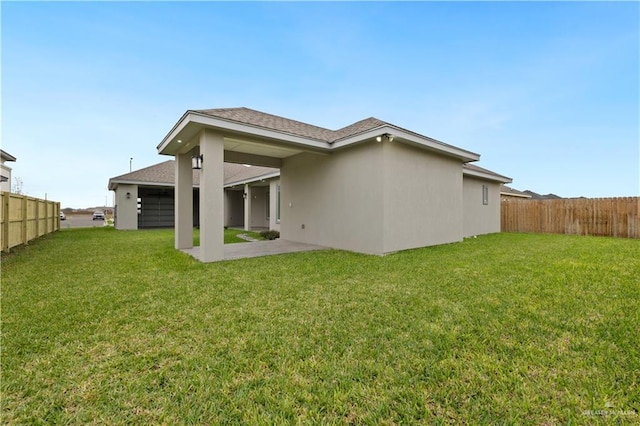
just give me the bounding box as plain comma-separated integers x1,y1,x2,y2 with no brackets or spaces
157,107,331,262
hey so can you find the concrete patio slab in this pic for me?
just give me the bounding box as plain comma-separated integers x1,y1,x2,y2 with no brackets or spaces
181,239,329,262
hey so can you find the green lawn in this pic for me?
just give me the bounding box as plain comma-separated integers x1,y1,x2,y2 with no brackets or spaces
2,228,638,424
221,228,264,244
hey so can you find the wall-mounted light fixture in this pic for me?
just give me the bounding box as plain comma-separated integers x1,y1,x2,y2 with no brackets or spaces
192,154,203,170
126,192,131,199
376,133,395,143
243,192,247,199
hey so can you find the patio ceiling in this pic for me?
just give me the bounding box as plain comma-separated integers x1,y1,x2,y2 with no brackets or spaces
223,137,303,159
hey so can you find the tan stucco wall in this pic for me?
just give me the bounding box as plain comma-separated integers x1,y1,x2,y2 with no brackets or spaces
114,184,138,230
281,141,468,254
382,142,463,252
281,142,384,254
462,176,501,237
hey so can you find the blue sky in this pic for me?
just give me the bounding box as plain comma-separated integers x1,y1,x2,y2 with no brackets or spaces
2,1,638,208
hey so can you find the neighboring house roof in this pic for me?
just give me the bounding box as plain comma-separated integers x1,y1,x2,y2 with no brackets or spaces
158,107,481,162
108,160,278,190
522,190,562,199
0,150,14,184
462,163,512,183
1,150,17,163
500,185,532,198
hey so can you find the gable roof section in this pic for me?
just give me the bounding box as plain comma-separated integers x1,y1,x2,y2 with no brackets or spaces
108,160,279,190
194,107,402,143
196,108,396,143
331,117,388,141
195,108,470,148
158,107,480,162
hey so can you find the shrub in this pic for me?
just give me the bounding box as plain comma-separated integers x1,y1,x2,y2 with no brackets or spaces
260,230,280,240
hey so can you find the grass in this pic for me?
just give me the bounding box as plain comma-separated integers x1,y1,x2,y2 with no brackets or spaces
1,228,639,424
221,228,264,244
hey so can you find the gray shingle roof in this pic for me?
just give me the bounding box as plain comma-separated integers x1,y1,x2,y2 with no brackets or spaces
109,160,278,189
463,163,502,177
332,117,388,141
522,190,562,200
194,107,388,143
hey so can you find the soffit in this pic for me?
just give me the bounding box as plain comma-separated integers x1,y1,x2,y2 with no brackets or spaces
224,137,303,159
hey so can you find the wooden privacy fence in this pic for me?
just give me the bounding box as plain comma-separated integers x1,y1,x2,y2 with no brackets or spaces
0,192,61,252
501,197,639,238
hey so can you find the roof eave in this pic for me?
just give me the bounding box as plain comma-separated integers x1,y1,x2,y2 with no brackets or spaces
463,168,512,183
109,172,280,191
0,150,17,162
224,171,280,188
332,125,480,162
108,179,183,191
500,192,531,198
158,111,332,156
157,110,198,155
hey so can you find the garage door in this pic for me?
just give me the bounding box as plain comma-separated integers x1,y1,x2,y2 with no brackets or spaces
138,192,174,229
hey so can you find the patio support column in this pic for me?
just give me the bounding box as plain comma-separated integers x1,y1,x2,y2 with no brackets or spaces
199,130,224,262
243,183,252,231
175,152,193,249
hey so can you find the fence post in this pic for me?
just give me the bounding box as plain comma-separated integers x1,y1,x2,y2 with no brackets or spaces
1,193,8,252
22,195,28,246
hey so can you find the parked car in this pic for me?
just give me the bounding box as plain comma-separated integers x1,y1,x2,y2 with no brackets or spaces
92,211,105,221
60,212,66,220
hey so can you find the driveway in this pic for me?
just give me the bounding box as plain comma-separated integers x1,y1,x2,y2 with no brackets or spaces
60,214,107,229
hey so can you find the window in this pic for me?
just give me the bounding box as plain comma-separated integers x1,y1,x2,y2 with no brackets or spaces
266,191,270,220
276,184,281,223
482,185,489,205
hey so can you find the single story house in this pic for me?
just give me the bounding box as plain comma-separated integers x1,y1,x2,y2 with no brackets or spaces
145,107,511,262
108,161,280,231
